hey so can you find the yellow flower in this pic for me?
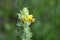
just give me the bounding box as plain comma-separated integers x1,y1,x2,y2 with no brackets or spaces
22,14,35,24
31,18,35,23
22,16,27,23
28,15,35,23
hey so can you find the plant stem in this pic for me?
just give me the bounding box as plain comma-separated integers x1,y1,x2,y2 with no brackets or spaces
22,22,32,40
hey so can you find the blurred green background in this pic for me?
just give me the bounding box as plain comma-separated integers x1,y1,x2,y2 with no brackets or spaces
0,0,59,40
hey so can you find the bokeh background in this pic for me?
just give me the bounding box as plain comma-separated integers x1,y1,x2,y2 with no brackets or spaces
0,0,59,40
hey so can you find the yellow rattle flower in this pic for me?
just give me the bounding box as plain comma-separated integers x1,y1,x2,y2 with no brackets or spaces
22,14,35,25
31,18,35,23
22,16,27,23
28,15,35,23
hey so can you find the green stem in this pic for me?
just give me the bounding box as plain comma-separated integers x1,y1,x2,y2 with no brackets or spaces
22,22,32,40
25,22,29,40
